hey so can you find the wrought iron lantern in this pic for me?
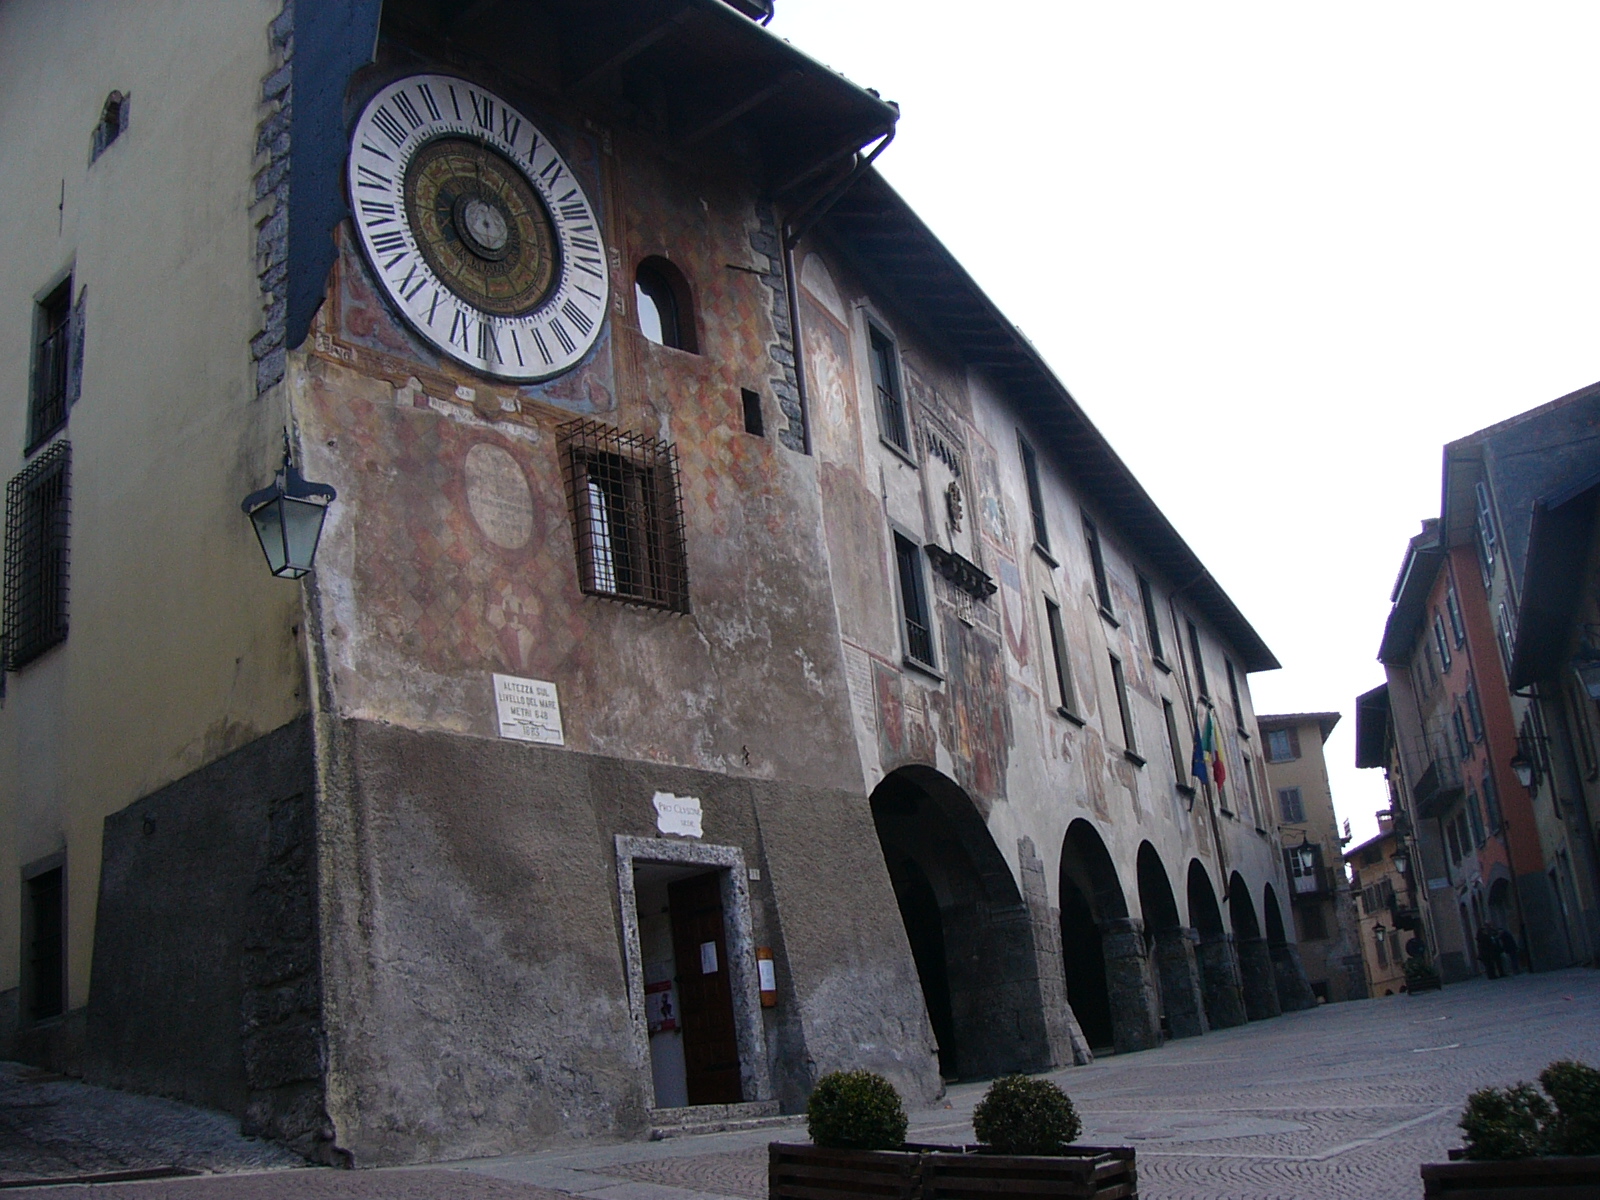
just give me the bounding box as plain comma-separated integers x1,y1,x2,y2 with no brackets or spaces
241,434,337,579
1509,749,1536,789
1574,646,1600,701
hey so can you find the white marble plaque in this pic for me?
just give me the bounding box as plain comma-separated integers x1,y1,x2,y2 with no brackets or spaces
652,791,703,838
493,674,564,744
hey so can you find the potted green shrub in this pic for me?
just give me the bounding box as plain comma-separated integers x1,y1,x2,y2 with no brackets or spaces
770,1072,1137,1200
1421,1060,1600,1196
1403,957,1443,993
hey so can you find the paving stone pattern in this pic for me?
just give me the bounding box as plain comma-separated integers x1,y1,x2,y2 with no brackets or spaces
514,969,1600,1200
1,970,1596,1198
0,1064,301,1184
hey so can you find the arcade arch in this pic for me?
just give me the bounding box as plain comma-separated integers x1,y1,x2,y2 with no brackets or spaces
1229,872,1280,1020
1263,884,1317,1012
870,767,1054,1080
1187,860,1246,1029
1059,821,1158,1054
1135,843,1205,1039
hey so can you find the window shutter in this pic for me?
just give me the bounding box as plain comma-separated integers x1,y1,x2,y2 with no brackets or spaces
66,286,86,410
1287,726,1301,758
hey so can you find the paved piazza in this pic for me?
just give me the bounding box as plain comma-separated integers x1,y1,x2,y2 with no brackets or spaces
2,969,1596,1199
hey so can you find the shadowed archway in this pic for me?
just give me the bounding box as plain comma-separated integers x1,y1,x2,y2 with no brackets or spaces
1060,821,1157,1054
1263,884,1317,1012
1137,844,1205,1039
871,767,1053,1079
1230,872,1279,1020
1187,860,1246,1029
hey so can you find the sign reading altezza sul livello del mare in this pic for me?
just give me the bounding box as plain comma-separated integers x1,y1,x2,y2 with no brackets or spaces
493,674,564,745
653,792,703,838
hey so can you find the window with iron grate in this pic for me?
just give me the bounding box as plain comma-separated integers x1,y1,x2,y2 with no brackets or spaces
893,532,935,669
558,421,688,613
4,441,71,671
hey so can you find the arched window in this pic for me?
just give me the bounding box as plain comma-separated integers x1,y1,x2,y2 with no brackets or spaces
634,258,696,353
91,91,128,163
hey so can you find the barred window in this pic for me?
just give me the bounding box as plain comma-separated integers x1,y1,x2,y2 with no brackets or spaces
558,421,688,613
893,532,934,668
28,280,73,453
4,442,71,670
869,325,909,453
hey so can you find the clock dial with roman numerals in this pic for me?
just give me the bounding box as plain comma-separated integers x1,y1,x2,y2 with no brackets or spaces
348,74,608,381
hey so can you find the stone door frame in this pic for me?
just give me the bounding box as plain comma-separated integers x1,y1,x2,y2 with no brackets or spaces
614,835,773,1107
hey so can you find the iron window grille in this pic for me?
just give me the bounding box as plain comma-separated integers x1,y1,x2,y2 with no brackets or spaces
558,420,688,613
869,325,909,453
4,441,71,670
28,280,73,453
893,532,934,668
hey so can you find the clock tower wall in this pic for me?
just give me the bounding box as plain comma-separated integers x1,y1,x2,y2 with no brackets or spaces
279,44,937,1159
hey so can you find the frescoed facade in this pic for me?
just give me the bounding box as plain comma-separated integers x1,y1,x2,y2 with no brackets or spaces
0,0,1309,1165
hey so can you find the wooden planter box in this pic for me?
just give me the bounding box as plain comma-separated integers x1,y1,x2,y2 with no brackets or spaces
1421,1153,1600,1197
770,1141,1137,1200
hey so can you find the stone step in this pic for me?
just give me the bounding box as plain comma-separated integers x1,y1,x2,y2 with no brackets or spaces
648,1100,802,1140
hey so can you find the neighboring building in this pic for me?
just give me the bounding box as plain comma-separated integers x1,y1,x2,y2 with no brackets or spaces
0,0,1310,1166
1450,393,1600,966
1345,811,1414,996
1356,385,1600,988
1258,713,1365,1002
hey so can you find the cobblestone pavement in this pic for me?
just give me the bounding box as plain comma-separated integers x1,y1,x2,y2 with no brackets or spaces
0,1063,300,1184
457,968,1600,1200
2,969,1596,1199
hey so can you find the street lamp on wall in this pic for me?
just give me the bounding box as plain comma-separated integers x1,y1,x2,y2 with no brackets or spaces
1574,646,1600,701
1509,750,1536,790
241,433,337,579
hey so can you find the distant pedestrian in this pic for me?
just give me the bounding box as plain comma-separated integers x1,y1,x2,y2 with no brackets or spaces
1476,925,1502,979
1499,927,1521,976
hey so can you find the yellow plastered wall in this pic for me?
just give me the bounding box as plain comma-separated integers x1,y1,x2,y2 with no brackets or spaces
0,0,305,1010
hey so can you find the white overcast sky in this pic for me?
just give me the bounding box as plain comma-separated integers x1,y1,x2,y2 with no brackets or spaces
768,2,1600,844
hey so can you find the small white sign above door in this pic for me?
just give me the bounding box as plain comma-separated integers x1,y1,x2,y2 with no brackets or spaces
652,791,703,838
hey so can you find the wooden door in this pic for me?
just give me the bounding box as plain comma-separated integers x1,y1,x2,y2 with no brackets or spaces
668,871,743,1105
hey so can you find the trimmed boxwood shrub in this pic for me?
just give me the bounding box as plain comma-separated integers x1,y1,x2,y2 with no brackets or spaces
972,1075,1082,1155
807,1070,908,1151
1461,1084,1551,1160
1542,1060,1600,1156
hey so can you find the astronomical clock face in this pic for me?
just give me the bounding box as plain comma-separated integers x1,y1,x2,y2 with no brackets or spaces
347,74,608,381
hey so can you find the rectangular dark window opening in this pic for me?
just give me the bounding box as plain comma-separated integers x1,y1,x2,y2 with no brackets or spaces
1138,575,1165,662
559,421,689,613
740,388,764,437
1446,586,1466,646
1226,659,1245,731
4,441,71,670
1045,597,1077,716
1278,786,1306,823
869,326,909,453
1019,435,1049,553
25,867,64,1022
1466,682,1485,742
1109,653,1137,757
1084,517,1113,616
1187,620,1209,700
1163,700,1187,785
1433,613,1453,673
894,533,935,668
27,279,72,454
